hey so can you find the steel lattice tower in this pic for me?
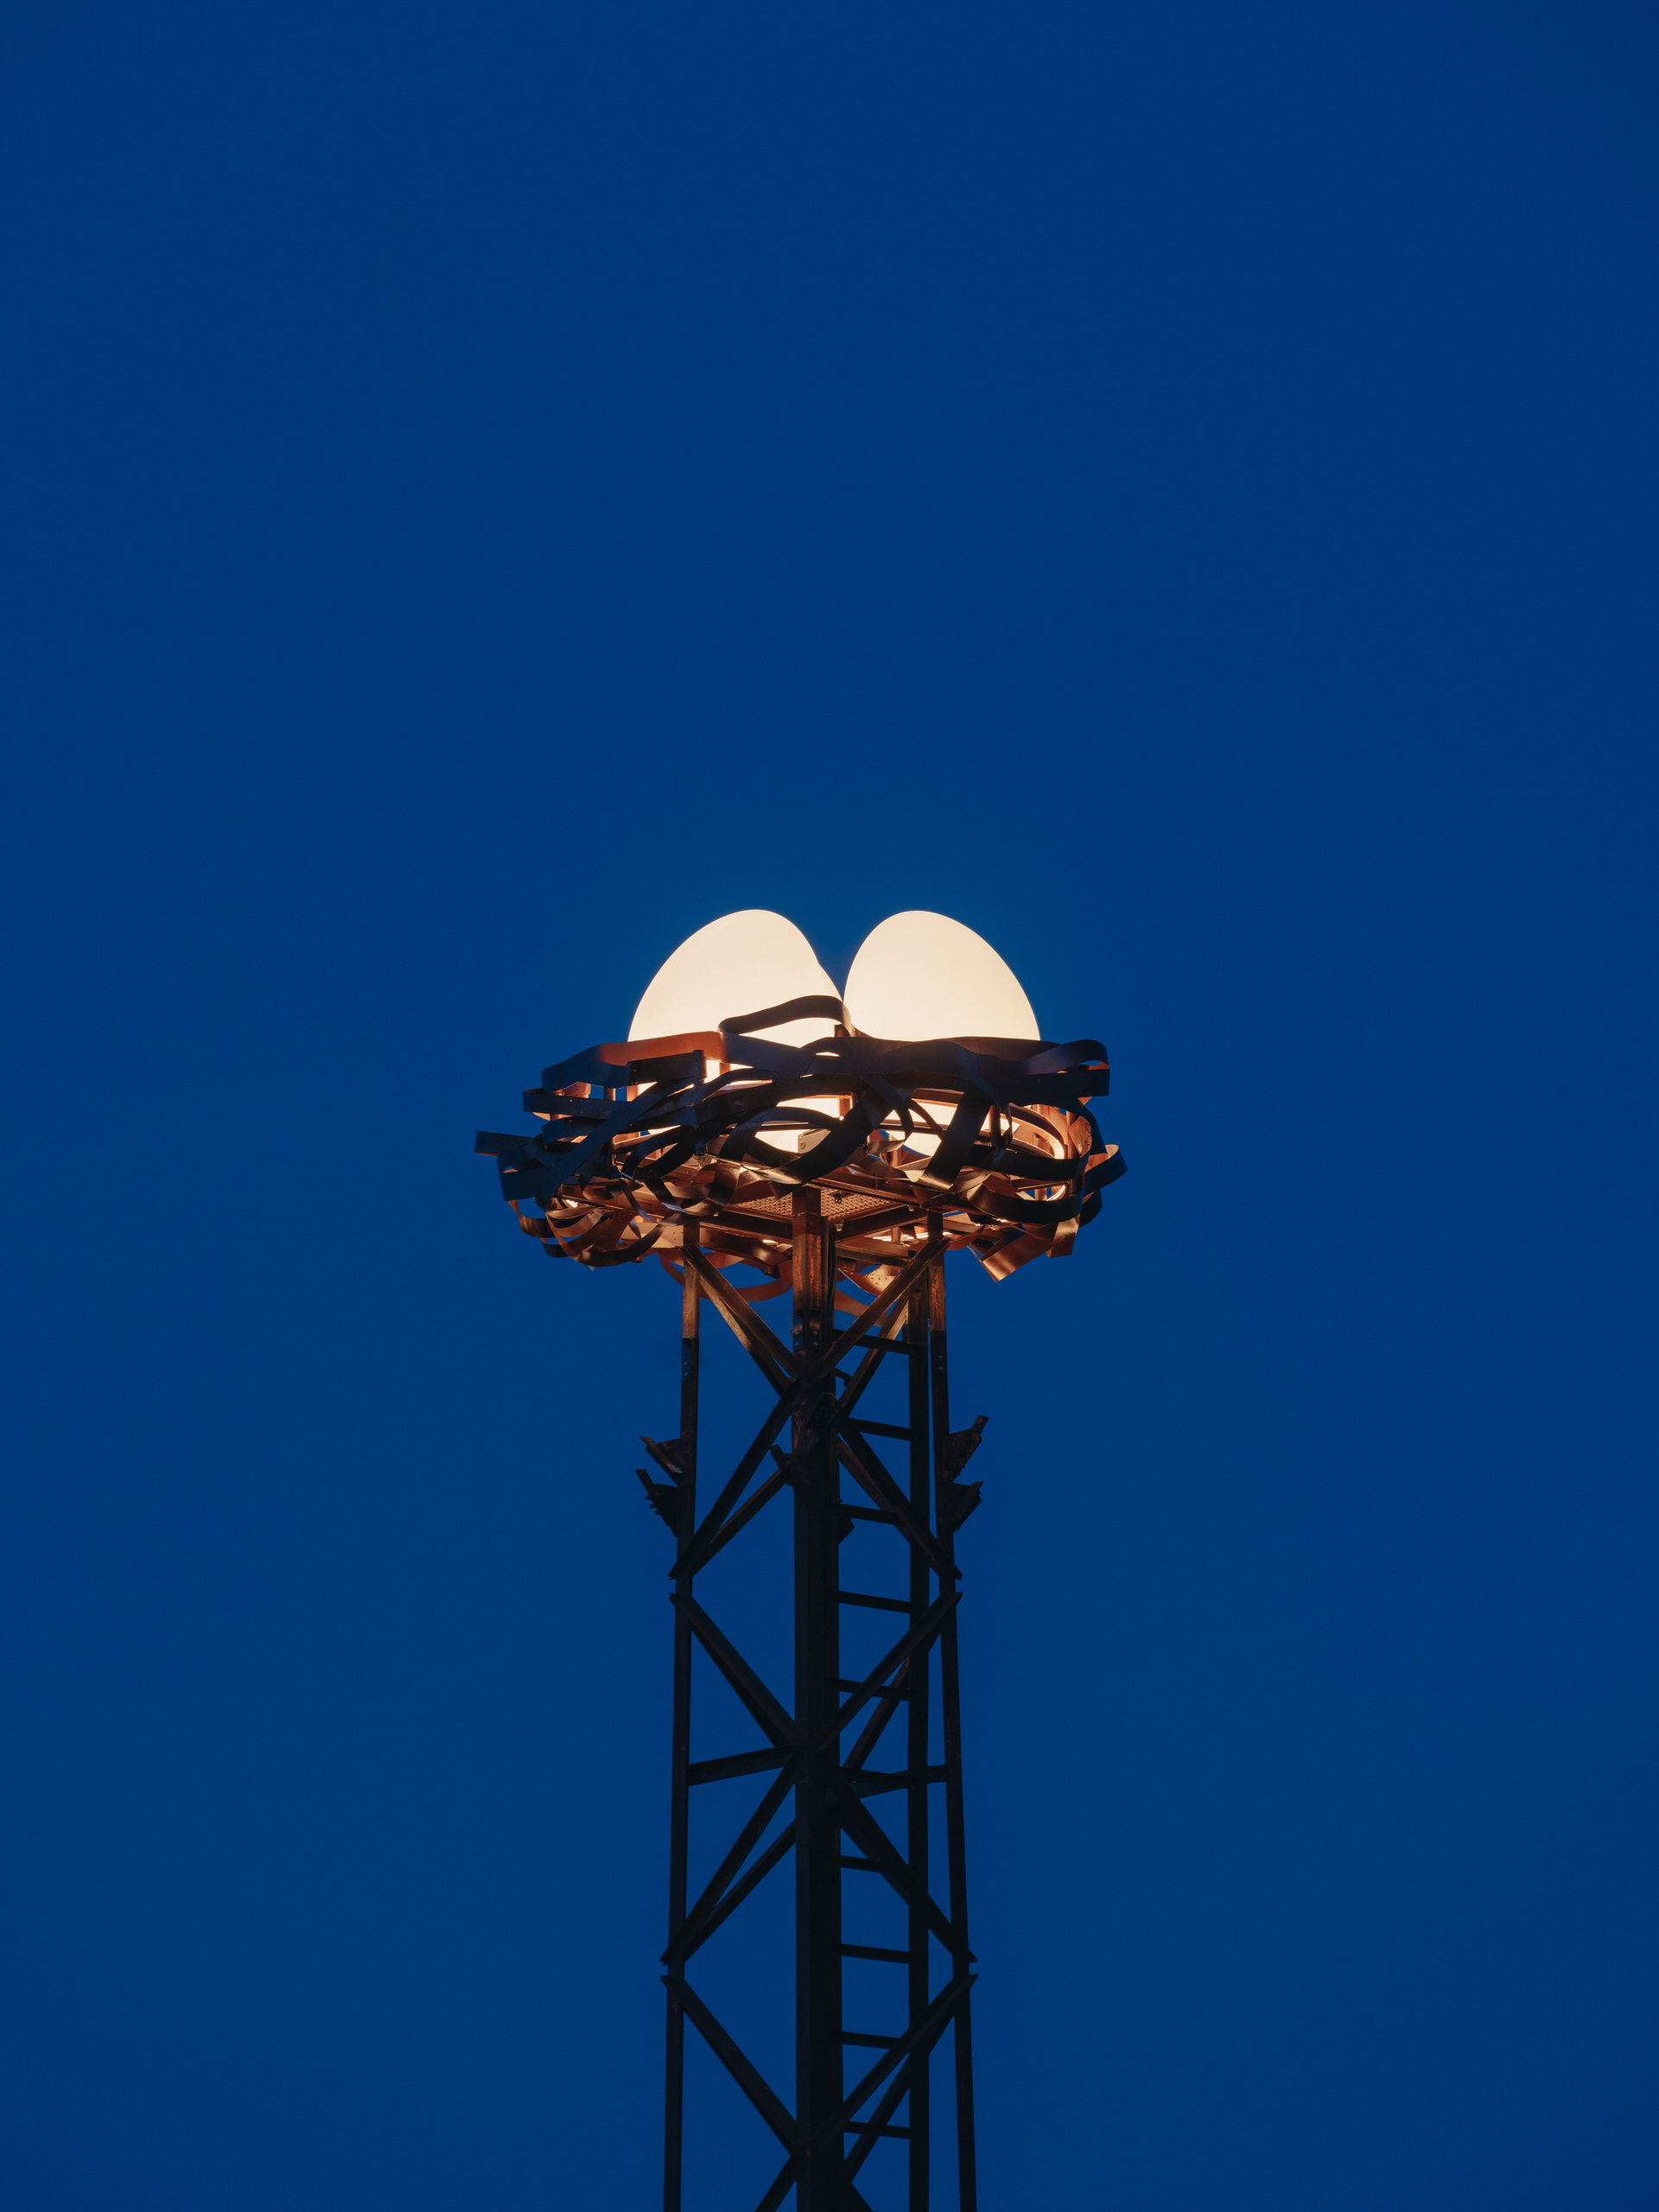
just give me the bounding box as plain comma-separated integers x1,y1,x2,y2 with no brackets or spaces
479,988,1122,2209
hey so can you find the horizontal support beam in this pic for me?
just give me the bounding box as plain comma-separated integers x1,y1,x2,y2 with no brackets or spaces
836,1422,957,1583
833,1973,976,2152
818,1246,933,1386
667,1761,800,1965
841,1943,912,1964
842,1687,904,1776
843,2054,918,2183
832,1309,910,1424
688,1746,790,1787
694,1243,929,1449
839,1589,913,1614
834,1788,969,1961
837,1764,947,1798
752,1975,972,2212
827,1590,956,1747
832,1209,932,1248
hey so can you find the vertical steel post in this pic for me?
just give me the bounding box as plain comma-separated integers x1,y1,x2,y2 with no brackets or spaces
906,1274,933,2208
664,1221,700,2212
792,1189,842,2209
929,1220,977,2212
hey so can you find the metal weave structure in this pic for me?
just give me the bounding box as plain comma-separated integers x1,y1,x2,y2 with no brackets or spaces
477,996,1124,2209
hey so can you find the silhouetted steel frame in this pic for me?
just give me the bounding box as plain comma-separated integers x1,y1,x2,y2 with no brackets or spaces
477,1001,1126,2207
660,1205,980,2212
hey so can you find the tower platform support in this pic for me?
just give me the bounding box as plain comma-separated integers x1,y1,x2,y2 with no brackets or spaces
655,1205,982,2212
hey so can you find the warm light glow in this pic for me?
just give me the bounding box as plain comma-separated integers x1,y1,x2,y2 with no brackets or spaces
629,912,841,1147
626,909,1042,1158
629,911,838,1049
843,911,1040,1043
492,902,1115,1274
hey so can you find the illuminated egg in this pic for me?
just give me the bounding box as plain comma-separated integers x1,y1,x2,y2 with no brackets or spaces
842,911,1040,1044
842,912,1043,1162
629,910,838,1052
630,912,842,1156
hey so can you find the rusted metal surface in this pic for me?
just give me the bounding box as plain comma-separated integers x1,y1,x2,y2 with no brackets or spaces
476,995,1124,1290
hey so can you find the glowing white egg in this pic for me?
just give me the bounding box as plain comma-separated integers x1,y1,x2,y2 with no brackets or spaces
842,911,1040,1044
629,910,838,1052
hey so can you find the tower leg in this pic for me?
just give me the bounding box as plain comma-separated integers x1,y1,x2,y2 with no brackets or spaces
907,1274,932,2209
930,1229,977,2212
793,1188,844,2209
664,1225,700,2212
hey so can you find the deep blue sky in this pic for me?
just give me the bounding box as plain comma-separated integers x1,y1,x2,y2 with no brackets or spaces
3,5,1656,2208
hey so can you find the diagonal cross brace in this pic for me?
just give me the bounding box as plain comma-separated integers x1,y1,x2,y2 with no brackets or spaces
677,1456,791,1578
843,2051,917,2181
669,1599,960,1966
668,1820,796,1966
834,1786,963,1960
675,1376,808,1574
831,1306,909,1423
664,1758,800,1965
823,1589,957,1750
668,1751,962,1969
665,1974,800,2152
675,1246,935,1576
835,1419,957,1583
692,1239,931,1407
751,2161,878,2212
748,1974,976,2212
675,1595,796,1749
835,1972,976,2148
684,1249,798,1388
841,1677,908,1776
817,1244,933,1383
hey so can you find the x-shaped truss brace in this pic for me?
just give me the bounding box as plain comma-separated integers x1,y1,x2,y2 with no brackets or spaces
662,1970,977,2212
652,1211,982,2209
663,1588,966,1970
670,1243,953,1586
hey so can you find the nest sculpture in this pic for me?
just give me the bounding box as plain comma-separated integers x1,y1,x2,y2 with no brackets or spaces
476,993,1125,1302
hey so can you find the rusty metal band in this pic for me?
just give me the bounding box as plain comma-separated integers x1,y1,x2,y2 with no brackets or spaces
477,995,1125,1282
